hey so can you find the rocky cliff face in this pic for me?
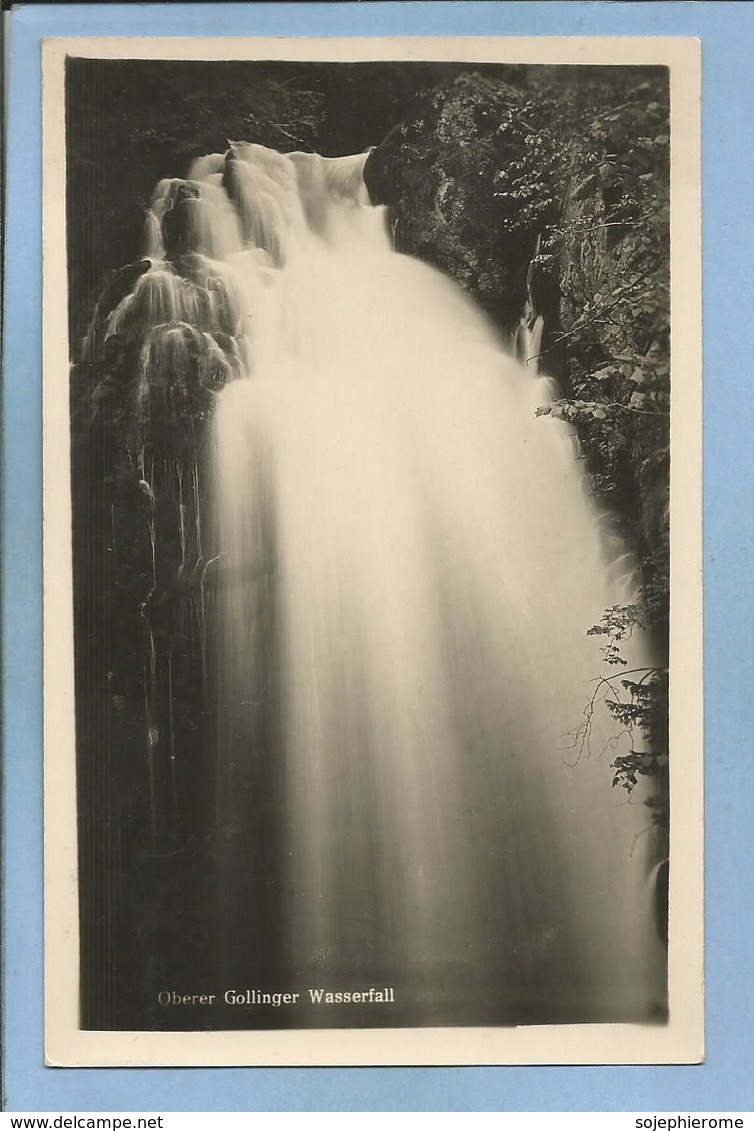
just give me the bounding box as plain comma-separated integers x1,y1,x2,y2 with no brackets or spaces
364,74,543,336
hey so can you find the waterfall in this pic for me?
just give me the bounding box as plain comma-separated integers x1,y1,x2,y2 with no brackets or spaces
120,142,666,1026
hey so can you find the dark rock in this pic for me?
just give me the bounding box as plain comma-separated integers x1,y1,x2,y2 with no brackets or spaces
82,260,152,364
160,180,203,258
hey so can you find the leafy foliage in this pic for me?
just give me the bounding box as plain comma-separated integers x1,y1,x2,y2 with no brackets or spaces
585,601,669,822
492,74,671,819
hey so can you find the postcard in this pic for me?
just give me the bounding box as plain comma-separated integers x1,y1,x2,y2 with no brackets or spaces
43,34,702,1067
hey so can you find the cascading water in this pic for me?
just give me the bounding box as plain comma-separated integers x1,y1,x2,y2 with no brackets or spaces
125,142,665,1026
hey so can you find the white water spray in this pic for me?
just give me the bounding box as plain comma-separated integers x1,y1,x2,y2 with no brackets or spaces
144,144,664,1024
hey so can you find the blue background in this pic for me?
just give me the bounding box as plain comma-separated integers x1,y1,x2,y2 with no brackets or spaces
3,0,747,1112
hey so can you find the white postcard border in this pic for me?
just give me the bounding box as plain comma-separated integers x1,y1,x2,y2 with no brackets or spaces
43,34,703,1068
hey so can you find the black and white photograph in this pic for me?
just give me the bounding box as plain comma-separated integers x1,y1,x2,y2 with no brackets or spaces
43,37,702,1066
